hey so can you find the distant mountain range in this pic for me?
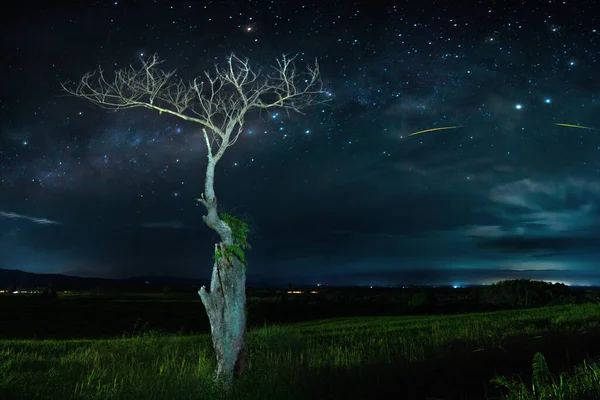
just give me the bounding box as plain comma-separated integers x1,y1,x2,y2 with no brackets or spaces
0,268,207,291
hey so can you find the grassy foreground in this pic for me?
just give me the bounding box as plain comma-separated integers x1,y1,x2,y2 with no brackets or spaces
2,304,600,399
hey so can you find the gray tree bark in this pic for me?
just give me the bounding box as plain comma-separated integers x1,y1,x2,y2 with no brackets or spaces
197,159,248,385
198,243,247,385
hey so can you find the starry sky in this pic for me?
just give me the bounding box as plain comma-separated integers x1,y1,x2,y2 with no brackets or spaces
1,0,600,287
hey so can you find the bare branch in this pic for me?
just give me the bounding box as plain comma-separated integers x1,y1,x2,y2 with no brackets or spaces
62,52,328,167
202,128,214,160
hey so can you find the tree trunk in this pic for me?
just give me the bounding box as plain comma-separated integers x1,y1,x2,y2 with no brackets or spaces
198,242,247,385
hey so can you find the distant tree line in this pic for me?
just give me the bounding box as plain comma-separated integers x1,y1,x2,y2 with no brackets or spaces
472,279,576,309
406,279,594,313
273,279,600,317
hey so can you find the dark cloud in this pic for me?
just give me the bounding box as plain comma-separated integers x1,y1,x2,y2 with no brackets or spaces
531,252,584,258
0,211,61,225
476,235,600,253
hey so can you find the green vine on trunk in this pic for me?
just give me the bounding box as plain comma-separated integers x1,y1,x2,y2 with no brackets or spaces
213,212,251,266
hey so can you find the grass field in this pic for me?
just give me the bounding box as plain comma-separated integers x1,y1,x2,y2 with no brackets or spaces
2,303,600,399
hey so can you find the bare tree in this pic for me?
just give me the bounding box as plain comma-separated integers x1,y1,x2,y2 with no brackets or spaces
62,53,326,384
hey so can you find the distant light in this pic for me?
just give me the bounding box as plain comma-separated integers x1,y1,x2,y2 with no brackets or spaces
544,98,551,104
544,280,571,286
515,104,523,110
452,285,461,289
370,286,373,289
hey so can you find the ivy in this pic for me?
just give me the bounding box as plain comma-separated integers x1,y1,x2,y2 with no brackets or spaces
213,212,251,266
220,212,251,250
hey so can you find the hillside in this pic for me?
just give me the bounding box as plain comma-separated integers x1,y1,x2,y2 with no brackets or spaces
0,268,205,291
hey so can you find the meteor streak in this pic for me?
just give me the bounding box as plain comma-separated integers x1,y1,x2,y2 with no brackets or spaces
554,123,598,130
408,125,460,137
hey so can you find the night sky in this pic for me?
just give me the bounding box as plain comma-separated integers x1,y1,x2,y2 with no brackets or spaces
1,0,600,286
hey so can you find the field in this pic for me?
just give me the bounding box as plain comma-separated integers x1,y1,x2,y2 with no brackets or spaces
2,296,600,399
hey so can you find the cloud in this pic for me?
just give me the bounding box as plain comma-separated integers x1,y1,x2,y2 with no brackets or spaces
476,235,600,254
490,178,600,210
476,236,570,252
531,252,582,258
465,225,507,238
448,177,600,257
0,211,61,225
487,177,600,233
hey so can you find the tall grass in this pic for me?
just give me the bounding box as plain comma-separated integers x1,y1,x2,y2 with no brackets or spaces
492,352,600,399
0,303,600,399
